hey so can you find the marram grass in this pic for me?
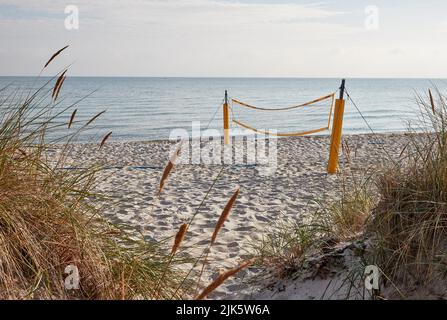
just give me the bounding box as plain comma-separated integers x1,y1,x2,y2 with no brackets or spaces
0,47,248,300
0,48,195,300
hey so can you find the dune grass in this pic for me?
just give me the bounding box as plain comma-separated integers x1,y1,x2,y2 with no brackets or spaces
368,88,447,295
249,218,322,279
0,70,195,300
0,47,251,300
316,177,375,242
251,88,447,299
250,177,374,281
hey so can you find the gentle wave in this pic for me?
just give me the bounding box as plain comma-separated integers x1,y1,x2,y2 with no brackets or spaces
0,77,446,142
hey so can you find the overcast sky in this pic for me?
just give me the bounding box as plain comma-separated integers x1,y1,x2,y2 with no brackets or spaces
1,0,447,77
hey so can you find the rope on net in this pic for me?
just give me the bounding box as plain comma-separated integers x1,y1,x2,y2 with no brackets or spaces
231,92,336,137
231,92,335,111
232,119,329,136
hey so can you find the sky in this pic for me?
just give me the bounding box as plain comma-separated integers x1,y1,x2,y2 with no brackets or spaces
1,0,447,77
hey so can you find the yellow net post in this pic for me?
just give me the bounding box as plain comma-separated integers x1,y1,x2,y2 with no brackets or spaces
223,90,230,145
327,79,346,174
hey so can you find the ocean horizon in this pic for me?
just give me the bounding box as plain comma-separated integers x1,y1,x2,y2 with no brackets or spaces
1,76,446,142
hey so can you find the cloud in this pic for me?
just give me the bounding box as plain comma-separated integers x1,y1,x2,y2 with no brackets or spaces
0,0,346,29
5,0,446,77
388,48,405,56
0,0,357,76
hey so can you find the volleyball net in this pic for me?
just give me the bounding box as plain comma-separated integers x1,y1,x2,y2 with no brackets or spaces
219,79,346,174
230,92,336,137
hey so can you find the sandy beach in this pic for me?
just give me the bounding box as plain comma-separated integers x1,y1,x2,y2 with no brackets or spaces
48,133,408,299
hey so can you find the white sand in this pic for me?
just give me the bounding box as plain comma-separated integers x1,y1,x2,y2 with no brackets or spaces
48,133,408,299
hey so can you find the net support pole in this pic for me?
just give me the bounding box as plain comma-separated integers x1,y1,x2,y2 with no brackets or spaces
223,90,230,145
327,79,346,174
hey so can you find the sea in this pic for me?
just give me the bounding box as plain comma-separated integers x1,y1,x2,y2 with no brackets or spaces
1,77,446,142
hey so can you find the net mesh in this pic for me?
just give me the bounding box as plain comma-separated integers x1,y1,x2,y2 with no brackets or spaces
230,92,335,136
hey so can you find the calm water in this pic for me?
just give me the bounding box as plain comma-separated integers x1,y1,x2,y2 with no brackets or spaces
1,77,446,142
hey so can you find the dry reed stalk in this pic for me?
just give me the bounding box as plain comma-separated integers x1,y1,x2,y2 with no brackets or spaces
86,110,106,126
100,132,112,149
159,161,174,195
211,188,239,244
52,69,67,100
194,188,240,293
171,223,188,255
158,142,183,195
399,141,410,158
44,45,69,68
121,270,126,300
429,89,436,114
18,148,27,156
154,218,188,298
53,74,66,101
195,259,254,300
68,109,77,129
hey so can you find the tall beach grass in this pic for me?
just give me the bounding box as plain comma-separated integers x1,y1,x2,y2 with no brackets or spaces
0,47,250,300
250,88,447,299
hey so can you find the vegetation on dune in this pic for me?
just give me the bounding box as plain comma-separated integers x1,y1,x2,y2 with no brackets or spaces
369,88,447,296
251,88,447,299
0,47,250,300
0,50,194,300
250,179,374,281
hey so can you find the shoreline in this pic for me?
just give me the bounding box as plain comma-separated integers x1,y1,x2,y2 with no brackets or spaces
52,131,413,147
